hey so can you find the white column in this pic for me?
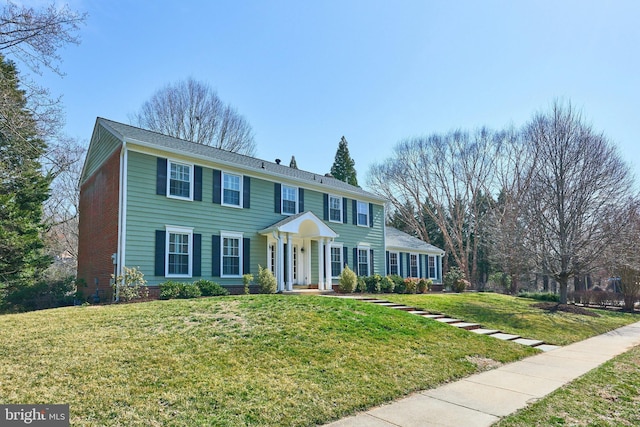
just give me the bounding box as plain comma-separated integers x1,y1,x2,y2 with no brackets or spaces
277,233,284,292
286,233,293,291
317,239,325,290
305,240,312,285
324,239,333,290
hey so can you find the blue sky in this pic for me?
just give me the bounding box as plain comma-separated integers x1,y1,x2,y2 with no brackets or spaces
35,0,640,186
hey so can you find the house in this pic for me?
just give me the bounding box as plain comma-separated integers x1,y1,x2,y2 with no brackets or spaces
77,118,444,299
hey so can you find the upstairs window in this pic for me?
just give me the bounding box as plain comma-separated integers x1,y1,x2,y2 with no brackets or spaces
282,185,297,215
222,172,242,207
357,201,369,226
169,161,192,199
329,195,342,222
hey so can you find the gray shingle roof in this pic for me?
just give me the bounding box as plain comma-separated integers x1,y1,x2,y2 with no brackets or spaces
385,226,444,253
97,117,383,201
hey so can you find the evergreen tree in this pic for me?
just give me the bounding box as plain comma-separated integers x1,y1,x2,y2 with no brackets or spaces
0,55,52,295
289,155,298,169
330,136,358,186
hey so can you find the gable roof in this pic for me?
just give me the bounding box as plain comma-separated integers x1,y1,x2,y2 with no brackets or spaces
93,117,384,202
385,226,444,254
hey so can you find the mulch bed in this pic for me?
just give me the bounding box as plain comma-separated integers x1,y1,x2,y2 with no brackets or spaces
533,302,600,317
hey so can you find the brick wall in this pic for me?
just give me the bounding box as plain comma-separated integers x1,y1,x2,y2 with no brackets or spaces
77,148,121,301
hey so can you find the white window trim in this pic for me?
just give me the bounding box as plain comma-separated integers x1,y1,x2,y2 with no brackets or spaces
357,245,370,277
165,225,193,278
221,171,243,208
410,253,419,278
389,251,399,276
428,255,437,279
328,195,342,223
281,184,298,216
220,231,244,278
356,200,369,227
167,160,194,201
330,242,343,278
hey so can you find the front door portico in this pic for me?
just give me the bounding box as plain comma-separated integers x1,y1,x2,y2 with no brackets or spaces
260,211,339,292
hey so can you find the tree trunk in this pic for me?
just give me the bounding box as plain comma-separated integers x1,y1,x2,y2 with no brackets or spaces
558,276,569,304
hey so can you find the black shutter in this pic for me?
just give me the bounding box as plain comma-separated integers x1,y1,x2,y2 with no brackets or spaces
298,188,304,213
407,253,411,277
370,249,375,275
243,176,251,209
194,166,203,201
155,230,165,276
369,203,374,227
353,248,358,272
193,234,202,276
386,251,390,275
156,158,167,195
343,197,348,223
399,253,404,277
323,194,329,220
419,254,424,278
352,200,357,225
274,183,281,213
243,238,251,274
212,169,221,204
212,235,220,276
343,246,348,267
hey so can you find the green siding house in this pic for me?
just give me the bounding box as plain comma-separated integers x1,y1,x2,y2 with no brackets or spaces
77,118,443,299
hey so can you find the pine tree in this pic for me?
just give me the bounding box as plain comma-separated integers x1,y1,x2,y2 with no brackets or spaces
330,136,358,186
0,55,52,294
289,155,298,169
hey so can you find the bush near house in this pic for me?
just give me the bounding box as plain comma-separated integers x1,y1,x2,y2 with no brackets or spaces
1,276,77,313
338,265,357,293
194,280,229,297
159,280,228,300
256,265,277,294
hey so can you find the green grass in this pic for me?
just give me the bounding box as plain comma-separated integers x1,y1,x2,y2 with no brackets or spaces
0,295,535,426
381,293,638,345
495,344,640,426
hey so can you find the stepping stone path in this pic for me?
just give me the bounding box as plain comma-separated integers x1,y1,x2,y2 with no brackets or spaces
333,295,561,352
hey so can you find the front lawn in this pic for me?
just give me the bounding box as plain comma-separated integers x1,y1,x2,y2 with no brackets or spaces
381,293,638,345
0,295,535,426
495,344,640,426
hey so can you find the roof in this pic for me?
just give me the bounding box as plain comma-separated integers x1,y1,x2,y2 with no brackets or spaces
95,117,384,202
385,227,444,254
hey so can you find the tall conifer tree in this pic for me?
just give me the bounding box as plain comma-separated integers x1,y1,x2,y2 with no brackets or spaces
330,136,358,186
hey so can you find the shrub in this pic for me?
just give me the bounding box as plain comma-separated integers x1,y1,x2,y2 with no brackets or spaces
404,277,419,294
112,266,149,302
391,275,407,294
178,283,202,299
444,267,468,293
365,274,383,293
380,276,395,293
159,281,181,300
242,274,253,295
417,278,432,293
338,265,357,293
194,280,229,297
356,277,367,293
2,276,77,312
488,272,512,293
518,291,559,302
256,265,277,294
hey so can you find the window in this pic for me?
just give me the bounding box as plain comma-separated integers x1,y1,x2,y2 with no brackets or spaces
222,172,242,207
357,248,369,277
389,252,399,276
222,233,242,277
428,256,436,279
282,185,297,215
410,254,419,277
269,244,276,275
166,227,192,277
168,161,192,199
331,245,343,277
329,195,342,222
357,201,369,226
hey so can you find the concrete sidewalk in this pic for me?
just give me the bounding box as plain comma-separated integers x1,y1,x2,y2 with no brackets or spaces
324,321,640,427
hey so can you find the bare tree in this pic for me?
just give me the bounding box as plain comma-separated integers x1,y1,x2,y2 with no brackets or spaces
131,78,256,156
367,128,505,283
521,101,634,304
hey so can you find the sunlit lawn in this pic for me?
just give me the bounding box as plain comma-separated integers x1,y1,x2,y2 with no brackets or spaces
381,292,638,345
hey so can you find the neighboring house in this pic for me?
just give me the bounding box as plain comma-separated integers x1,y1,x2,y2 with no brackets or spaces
385,227,445,283
77,118,443,299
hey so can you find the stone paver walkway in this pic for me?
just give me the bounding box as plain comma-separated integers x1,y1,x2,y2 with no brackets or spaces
323,316,640,427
